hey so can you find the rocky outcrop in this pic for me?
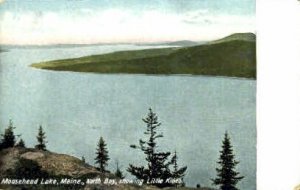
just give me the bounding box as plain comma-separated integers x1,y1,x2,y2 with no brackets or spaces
0,147,215,190
0,147,101,179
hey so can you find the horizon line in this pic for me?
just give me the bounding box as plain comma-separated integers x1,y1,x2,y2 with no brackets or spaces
0,32,256,46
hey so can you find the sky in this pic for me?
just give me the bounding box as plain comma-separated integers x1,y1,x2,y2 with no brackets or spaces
0,0,255,45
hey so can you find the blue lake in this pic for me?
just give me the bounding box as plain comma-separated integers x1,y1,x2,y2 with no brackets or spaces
0,45,256,189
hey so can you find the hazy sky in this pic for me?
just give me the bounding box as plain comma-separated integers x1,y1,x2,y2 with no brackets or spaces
0,0,255,45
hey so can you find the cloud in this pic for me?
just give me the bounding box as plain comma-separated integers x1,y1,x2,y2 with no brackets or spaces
0,8,255,45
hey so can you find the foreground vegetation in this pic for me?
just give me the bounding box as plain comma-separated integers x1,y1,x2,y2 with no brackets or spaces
31,33,256,79
0,109,244,190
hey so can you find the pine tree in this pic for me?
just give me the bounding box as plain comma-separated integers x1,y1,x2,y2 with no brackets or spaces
95,136,109,172
128,108,173,187
0,139,2,151
1,120,16,149
115,161,125,179
35,125,47,151
212,132,244,190
170,151,187,186
16,138,26,148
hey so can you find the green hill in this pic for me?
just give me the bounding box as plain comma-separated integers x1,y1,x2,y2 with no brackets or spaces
210,32,256,44
31,33,256,79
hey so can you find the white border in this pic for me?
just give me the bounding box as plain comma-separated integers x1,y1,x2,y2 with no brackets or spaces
257,0,300,189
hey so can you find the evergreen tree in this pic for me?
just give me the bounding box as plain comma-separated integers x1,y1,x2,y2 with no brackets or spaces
1,120,16,149
95,136,109,172
16,138,26,148
212,132,244,190
82,156,86,163
115,161,125,179
128,108,173,187
170,151,187,186
0,139,3,151
35,125,47,151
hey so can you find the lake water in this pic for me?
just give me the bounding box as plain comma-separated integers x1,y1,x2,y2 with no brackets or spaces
0,45,256,189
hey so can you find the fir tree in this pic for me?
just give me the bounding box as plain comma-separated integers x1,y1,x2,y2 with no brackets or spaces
212,132,244,190
35,125,47,151
0,139,2,151
115,161,125,179
16,138,26,148
1,120,16,149
95,136,109,172
82,156,86,163
128,108,173,187
170,151,187,186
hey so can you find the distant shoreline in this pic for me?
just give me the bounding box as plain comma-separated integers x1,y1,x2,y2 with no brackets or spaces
32,68,256,81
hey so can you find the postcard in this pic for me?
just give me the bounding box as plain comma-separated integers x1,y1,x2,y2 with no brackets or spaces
0,1,256,190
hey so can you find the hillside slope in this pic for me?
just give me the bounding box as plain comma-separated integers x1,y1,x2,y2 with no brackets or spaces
31,34,256,79
0,147,102,179
210,32,256,44
0,147,214,190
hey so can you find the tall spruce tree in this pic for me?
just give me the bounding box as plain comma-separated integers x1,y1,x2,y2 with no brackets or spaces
35,125,47,151
212,132,244,190
1,120,16,149
16,138,26,148
170,151,187,186
115,161,125,179
95,136,109,172
128,108,173,186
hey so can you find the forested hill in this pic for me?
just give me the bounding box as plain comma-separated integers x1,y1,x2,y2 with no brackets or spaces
31,33,256,79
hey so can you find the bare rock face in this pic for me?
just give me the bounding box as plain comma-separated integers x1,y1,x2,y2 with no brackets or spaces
21,151,45,160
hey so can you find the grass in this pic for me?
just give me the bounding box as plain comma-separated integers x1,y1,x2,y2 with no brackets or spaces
31,40,256,79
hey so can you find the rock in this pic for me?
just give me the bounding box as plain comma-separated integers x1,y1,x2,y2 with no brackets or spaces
21,151,45,160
